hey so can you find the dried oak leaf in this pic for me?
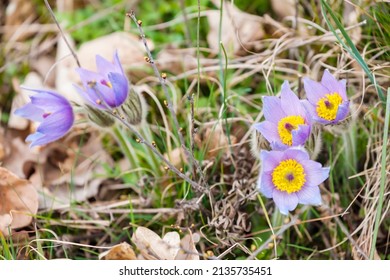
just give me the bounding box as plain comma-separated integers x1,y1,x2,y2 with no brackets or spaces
99,242,137,260
28,131,112,210
0,167,38,235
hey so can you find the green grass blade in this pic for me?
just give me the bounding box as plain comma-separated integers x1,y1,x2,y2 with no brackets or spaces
369,87,390,259
320,0,385,102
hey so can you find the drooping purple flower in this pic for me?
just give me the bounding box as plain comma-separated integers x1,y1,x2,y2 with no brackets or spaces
74,51,129,109
303,69,349,124
258,147,329,215
253,81,312,150
14,88,74,148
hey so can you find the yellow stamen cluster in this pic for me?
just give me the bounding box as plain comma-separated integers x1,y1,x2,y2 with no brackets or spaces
272,159,306,193
277,115,305,146
316,92,343,121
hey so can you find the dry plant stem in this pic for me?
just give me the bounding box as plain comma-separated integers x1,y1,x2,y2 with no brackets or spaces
190,94,196,170
91,88,206,194
126,11,208,190
247,214,300,260
110,112,208,195
44,0,80,68
179,0,192,48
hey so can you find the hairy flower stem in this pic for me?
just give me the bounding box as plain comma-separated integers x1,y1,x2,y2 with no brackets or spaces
126,11,208,190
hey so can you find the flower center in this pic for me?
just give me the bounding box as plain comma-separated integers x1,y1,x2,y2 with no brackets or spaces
316,92,343,121
101,79,112,88
277,115,305,146
272,159,306,193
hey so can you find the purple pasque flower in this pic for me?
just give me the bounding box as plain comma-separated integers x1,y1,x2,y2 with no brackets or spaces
303,69,349,124
258,147,329,215
14,87,74,148
253,81,312,150
74,51,129,109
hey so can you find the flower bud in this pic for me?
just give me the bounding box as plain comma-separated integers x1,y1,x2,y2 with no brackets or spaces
305,123,322,161
85,104,115,127
250,130,270,159
120,89,146,126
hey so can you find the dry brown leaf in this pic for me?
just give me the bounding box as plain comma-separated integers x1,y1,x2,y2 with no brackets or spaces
175,231,200,260
4,0,36,41
162,231,181,259
131,227,200,260
33,131,112,209
343,1,361,44
0,167,38,236
99,242,137,260
132,226,161,260
164,147,187,169
2,127,112,210
271,0,295,19
8,72,43,130
0,127,6,161
207,1,264,55
195,123,237,159
132,227,181,260
156,47,197,74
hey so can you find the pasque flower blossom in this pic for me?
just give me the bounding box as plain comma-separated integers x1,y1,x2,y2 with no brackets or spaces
258,147,329,215
14,88,74,147
303,70,349,124
74,51,129,109
253,81,312,150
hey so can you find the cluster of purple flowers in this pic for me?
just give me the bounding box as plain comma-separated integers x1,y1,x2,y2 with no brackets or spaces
15,51,129,147
15,51,348,216
254,70,349,214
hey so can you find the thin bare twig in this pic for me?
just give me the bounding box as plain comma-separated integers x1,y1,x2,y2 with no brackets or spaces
247,213,300,260
44,0,80,67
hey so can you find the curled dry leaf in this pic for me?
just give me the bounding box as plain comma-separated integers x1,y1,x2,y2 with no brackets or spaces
0,167,38,235
2,128,112,210
30,131,112,209
99,242,137,260
207,0,264,55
